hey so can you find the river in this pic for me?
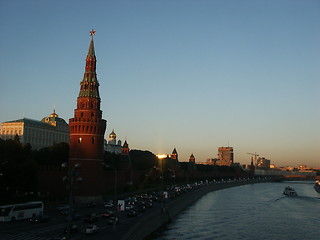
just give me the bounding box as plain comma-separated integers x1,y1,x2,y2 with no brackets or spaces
151,181,320,240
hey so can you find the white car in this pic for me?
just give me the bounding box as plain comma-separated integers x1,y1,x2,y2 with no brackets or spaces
125,204,134,210
104,202,114,208
85,225,99,234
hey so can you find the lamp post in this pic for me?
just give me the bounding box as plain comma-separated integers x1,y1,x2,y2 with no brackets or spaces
159,159,165,213
62,162,82,240
102,163,118,231
168,168,176,187
0,161,8,177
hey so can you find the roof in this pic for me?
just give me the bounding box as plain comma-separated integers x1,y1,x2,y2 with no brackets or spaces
123,140,129,148
4,118,56,129
88,37,95,56
172,148,178,155
78,37,100,98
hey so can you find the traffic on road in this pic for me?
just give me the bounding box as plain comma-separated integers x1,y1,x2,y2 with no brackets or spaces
0,178,259,240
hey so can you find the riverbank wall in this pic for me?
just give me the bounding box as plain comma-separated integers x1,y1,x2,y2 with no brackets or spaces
120,179,269,240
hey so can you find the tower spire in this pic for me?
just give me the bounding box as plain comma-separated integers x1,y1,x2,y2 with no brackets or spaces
78,29,99,98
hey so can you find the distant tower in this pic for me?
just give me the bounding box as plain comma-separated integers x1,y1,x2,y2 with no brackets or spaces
189,153,195,163
171,148,178,161
188,153,196,170
119,140,131,170
69,31,107,198
122,140,129,155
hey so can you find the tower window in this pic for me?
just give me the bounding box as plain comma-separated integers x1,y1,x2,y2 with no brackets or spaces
92,137,95,144
78,137,82,143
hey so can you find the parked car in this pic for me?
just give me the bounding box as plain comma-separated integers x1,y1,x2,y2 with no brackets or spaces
138,205,146,212
85,201,96,208
104,202,114,208
64,224,78,234
56,205,69,211
84,213,98,223
108,216,119,225
125,204,134,210
101,210,114,218
65,213,81,222
30,215,50,223
127,210,137,217
146,202,153,208
85,225,99,234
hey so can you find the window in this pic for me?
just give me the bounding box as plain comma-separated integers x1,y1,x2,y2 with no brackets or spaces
78,138,82,143
92,137,95,144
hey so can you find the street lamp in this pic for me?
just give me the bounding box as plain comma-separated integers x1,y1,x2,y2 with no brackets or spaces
168,168,176,186
61,162,82,240
102,163,118,231
0,161,8,179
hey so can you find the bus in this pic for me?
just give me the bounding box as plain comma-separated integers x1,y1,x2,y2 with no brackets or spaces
0,201,44,222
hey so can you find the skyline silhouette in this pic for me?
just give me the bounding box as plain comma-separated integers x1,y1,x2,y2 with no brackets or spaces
0,0,319,167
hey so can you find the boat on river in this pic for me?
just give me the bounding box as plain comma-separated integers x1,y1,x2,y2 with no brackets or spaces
283,186,298,196
314,180,320,194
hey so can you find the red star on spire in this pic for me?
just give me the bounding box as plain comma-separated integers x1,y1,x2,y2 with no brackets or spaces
90,29,96,36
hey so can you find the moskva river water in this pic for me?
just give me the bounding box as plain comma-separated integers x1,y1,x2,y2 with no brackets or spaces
152,181,320,240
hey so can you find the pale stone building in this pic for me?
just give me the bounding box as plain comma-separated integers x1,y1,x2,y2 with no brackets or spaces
0,110,69,149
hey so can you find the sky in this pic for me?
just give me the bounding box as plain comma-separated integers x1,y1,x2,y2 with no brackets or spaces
0,0,319,168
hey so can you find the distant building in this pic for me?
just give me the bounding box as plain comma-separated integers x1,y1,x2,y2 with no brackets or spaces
298,165,307,170
217,146,234,166
256,157,271,169
104,130,122,154
206,158,218,165
0,110,69,149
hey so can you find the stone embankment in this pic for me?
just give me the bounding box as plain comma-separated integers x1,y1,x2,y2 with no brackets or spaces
120,179,270,240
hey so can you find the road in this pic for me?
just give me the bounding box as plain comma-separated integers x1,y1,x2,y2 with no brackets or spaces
0,178,269,240
0,199,163,240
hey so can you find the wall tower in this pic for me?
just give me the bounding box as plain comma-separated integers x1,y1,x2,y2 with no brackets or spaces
171,148,178,161
69,31,107,198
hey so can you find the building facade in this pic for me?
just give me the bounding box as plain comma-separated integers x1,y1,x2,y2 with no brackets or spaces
68,32,107,198
217,146,234,166
0,110,69,149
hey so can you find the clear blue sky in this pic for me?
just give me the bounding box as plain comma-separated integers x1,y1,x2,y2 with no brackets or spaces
0,0,319,167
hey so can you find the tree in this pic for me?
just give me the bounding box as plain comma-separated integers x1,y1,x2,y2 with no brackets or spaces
129,150,158,171
33,142,69,166
0,137,37,203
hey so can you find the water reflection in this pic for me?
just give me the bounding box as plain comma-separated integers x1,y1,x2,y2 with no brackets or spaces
152,182,320,240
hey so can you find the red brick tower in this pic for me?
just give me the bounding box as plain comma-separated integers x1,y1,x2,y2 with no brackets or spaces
69,31,107,198
171,148,178,160
188,153,196,170
189,153,195,163
122,141,129,155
